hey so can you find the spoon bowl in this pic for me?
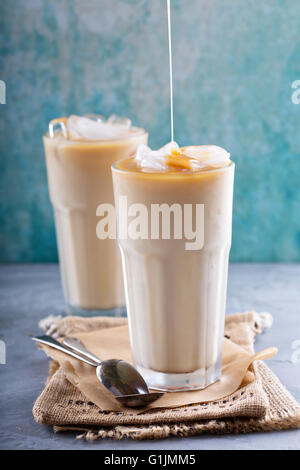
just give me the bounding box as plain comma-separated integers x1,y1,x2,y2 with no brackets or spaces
97,359,149,396
32,335,164,408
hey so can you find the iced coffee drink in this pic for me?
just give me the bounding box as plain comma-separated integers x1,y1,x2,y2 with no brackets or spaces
43,115,148,315
112,142,234,389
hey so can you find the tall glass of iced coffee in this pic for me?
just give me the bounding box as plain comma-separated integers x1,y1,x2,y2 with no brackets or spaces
43,115,148,316
112,142,234,389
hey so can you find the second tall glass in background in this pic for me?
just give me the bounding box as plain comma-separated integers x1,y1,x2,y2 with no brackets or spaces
43,115,148,316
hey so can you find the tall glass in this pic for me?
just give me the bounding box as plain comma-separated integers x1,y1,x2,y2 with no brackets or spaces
43,122,148,316
112,161,234,390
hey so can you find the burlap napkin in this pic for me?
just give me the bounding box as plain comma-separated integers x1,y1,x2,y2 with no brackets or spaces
33,312,300,440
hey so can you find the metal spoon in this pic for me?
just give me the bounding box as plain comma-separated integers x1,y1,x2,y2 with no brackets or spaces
32,335,164,408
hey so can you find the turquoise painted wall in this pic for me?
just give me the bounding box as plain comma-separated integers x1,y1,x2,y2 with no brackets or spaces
1,0,300,262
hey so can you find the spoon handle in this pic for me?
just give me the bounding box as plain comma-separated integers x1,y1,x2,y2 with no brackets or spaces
32,335,97,367
63,337,102,365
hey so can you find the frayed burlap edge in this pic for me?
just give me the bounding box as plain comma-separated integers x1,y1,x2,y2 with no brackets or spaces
54,413,300,441
52,362,300,441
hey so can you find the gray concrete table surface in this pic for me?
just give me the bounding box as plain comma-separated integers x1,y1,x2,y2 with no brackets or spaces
0,263,299,450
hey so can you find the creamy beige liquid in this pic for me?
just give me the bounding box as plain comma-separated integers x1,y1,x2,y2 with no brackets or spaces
112,149,234,386
44,128,148,312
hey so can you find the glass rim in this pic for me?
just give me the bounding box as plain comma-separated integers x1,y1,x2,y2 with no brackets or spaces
43,126,148,143
111,159,234,177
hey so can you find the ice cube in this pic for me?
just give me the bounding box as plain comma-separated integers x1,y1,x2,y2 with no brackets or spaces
183,145,230,169
107,114,132,129
84,114,105,122
136,142,181,171
67,115,132,141
48,117,69,139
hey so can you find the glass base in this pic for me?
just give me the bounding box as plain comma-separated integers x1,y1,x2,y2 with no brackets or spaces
65,303,127,318
136,363,222,392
